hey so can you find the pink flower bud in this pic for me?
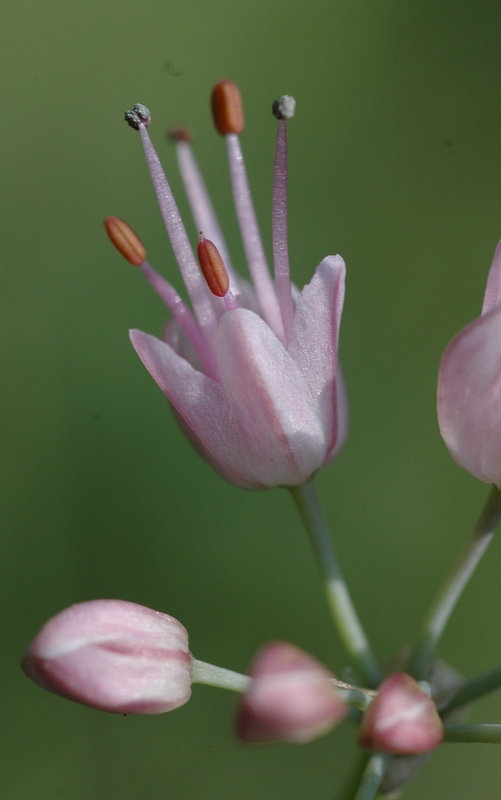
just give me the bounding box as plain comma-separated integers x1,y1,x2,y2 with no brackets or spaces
22,600,192,714
236,642,347,744
358,673,443,754
438,241,501,486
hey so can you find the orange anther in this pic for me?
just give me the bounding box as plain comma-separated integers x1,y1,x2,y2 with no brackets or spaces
167,126,193,144
211,81,244,136
104,217,146,266
197,234,229,297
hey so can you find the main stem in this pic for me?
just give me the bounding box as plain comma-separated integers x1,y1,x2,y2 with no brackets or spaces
290,477,382,687
408,484,501,680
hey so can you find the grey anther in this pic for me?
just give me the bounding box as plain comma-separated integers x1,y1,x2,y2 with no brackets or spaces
272,95,296,121
124,104,151,130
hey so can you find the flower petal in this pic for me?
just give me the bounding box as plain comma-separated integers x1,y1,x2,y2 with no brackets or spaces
438,304,501,487
130,329,263,488
288,256,346,461
482,240,501,315
217,309,326,486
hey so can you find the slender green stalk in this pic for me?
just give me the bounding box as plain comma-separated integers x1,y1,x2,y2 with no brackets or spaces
336,752,371,800
408,485,501,680
191,659,251,692
353,753,391,800
442,666,501,714
290,477,382,687
192,658,374,710
444,723,501,743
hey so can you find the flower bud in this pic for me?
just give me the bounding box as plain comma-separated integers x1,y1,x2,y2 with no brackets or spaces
358,673,443,754
236,642,347,744
22,600,192,714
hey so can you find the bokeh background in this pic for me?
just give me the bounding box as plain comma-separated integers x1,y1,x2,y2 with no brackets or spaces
3,1,501,797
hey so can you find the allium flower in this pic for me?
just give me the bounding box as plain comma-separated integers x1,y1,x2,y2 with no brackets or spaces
22,600,192,714
358,673,443,755
236,642,347,743
107,82,347,489
438,241,501,486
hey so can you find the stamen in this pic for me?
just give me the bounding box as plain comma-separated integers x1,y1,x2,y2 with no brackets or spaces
168,127,193,144
210,82,283,334
124,104,151,130
170,131,238,287
272,96,296,344
104,216,146,266
272,95,296,121
139,262,212,374
211,81,244,136
225,133,284,341
104,214,212,372
124,105,219,378
197,234,229,297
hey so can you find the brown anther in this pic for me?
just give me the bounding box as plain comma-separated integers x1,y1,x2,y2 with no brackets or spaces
211,81,244,136
197,234,229,297
167,126,193,144
104,217,146,266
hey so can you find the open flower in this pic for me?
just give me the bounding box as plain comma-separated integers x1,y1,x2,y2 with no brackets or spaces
438,241,501,487
22,600,192,714
107,84,347,488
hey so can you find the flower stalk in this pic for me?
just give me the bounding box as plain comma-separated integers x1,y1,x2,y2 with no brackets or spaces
443,724,501,744
408,484,501,680
191,659,251,692
290,477,382,687
352,753,391,800
441,664,501,714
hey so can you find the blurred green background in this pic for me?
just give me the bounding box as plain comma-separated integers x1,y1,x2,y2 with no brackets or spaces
3,0,501,797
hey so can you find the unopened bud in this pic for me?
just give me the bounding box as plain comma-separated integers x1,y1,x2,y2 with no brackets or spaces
272,95,296,121
358,673,443,755
124,104,151,130
22,600,192,715
104,216,146,266
211,81,244,136
236,642,347,744
197,234,230,297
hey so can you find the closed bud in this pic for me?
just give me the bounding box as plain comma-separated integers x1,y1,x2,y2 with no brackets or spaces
236,642,347,744
22,600,192,714
358,673,443,755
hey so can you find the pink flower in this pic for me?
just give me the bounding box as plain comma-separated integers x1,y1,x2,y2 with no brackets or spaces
22,600,192,714
109,84,347,488
236,642,347,743
358,673,443,755
438,241,501,486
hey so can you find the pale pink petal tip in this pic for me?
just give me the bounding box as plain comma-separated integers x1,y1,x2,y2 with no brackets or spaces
358,673,443,755
236,642,347,744
22,600,192,715
481,239,501,315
